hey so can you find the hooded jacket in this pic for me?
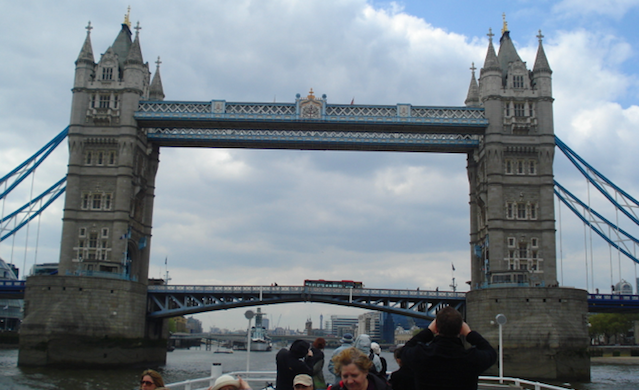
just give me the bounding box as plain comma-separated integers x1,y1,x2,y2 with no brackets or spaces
276,340,313,390
354,334,383,375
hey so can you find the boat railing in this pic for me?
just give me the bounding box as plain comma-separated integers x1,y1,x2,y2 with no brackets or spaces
477,376,574,390
164,369,575,390
165,370,276,390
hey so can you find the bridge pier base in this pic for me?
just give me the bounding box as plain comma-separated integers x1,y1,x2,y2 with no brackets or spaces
18,275,167,367
466,287,590,382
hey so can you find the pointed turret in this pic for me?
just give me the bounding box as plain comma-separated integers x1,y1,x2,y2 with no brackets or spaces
482,29,500,71
532,30,553,128
71,22,97,123
76,21,95,66
465,63,480,107
125,22,144,66
123,21,149,94
533,30,552,74
149,57,165,101
479,29,502,98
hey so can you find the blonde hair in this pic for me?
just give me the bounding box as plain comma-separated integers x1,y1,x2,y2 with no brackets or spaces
332,347,372,376
141,369,165,387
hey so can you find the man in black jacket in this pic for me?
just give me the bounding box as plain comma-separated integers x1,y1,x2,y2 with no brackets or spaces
276,339,314,390
401,306,496,390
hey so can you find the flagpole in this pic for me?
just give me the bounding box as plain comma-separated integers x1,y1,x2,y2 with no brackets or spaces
164,257,170,285
450,263,457,292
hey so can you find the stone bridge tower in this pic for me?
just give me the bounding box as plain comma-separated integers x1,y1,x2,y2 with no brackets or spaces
465,24,589,381
466,27,556,290
19,17,167,367
58,19,162,282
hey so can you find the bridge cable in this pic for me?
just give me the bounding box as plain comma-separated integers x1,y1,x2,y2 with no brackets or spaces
587,179,595,292
557,200,564,286
0,127,68,246
0,127,68,201
0,177,67,243
554,181,639,265
22,169,37,278
555,137,639,289
555,136,639,225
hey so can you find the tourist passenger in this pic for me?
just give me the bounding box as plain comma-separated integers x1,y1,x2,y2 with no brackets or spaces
328,333,354,381
401,306,497,390
353,334,383,378
208,374,252,390
330,347,391,390
310,337,327,389
370,342,388,380
139,369,165,390
389,346,415,390
276,339,314,390
294,373,315,390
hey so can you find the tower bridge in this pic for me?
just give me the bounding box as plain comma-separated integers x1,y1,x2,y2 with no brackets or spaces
8,14,633,381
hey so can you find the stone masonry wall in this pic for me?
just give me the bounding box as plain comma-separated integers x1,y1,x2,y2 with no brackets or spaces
466,287,590,381
19,275,166,367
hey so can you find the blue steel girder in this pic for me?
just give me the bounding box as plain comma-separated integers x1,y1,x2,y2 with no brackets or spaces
0,177,67,242
554,181,639,265
589,294,639,313
0,127,68,200
147,285,466,320
135,101,487,153
555,136,639,226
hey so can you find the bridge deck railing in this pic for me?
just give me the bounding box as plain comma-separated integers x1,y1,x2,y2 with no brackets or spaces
136,101,488,127
147,284,466,299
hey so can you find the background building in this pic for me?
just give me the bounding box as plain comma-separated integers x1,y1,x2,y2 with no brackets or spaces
330,314,358,338
357,312,382,341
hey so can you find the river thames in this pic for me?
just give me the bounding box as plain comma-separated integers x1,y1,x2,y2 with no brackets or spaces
0,347,638,389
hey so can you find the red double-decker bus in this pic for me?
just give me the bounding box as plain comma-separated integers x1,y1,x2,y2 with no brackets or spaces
304,279,364,288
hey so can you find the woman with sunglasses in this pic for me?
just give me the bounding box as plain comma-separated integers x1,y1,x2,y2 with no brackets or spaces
140,369,165,389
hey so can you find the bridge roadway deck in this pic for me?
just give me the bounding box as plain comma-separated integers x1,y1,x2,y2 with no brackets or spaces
147,285,466,320
145,287,639,318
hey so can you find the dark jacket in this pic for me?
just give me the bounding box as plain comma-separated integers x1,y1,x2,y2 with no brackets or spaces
330,373,392,390
401,329,496,390
310,346,327,389
276,340,313,390
389,365,415,390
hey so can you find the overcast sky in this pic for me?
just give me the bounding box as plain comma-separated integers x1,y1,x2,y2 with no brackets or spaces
1,0,638,331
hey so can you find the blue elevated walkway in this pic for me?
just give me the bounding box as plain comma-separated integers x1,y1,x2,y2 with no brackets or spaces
134,98,487,152
587,293,639,313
